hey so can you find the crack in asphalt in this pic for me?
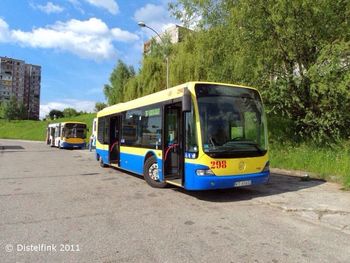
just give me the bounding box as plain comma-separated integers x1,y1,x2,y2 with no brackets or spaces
259,200,350,217
257,200,350,234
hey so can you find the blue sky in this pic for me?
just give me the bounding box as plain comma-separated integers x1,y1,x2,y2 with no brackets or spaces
0,0,178,118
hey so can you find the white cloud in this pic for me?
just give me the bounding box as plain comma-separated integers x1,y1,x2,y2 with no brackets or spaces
134,3,177,36
40,99,96,119
33,2,64,14
111,28,139,42
0,18,11,42
2,17,139,60
54,18,109,34
84,0,119,15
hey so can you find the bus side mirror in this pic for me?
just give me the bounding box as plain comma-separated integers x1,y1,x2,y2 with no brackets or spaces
182,88,191,112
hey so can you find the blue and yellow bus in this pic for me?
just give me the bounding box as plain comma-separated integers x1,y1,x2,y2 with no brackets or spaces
46,122,87,149
96,82,269,190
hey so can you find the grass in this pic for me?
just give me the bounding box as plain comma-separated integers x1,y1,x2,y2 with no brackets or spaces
0,113,96,142
270,142,350,190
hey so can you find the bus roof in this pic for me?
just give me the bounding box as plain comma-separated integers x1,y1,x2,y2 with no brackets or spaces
97,81,257,118
60,121,86,125
47,121,87,127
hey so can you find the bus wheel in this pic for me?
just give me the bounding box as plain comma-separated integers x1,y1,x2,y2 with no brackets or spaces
143,156,167,188
99,157,107,168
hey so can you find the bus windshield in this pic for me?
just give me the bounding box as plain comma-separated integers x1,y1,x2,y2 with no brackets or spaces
64,123,87,139
195,84,267,158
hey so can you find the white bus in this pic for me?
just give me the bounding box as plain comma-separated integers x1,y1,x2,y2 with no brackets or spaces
46,122,87,149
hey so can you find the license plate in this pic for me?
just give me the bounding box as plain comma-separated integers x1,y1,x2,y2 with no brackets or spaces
234,180,252,187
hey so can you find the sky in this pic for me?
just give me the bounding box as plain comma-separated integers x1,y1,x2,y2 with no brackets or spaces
0,0,179,118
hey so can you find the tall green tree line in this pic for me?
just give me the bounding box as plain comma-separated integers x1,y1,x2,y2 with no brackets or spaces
104,0,350,143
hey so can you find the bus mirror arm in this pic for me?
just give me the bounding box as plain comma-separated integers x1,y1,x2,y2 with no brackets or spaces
182,88,191,112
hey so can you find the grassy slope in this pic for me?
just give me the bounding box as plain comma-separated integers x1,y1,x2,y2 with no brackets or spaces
0,113,96,141
270,143,350,189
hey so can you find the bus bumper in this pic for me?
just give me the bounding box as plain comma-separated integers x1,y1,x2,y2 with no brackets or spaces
184,171,270,190
61,142,86,149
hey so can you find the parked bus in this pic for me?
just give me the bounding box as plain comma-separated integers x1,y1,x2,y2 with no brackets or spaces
96,82,269,190
46,122,87,149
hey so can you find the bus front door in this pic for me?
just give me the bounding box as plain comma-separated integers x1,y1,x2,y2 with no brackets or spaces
163,103,183,184
109,115,122,166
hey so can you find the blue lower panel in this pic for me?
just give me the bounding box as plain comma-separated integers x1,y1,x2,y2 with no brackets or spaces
96,149,109,164
184,162,269,190
119,152,144,175
95,149,154,176
61,142,86,148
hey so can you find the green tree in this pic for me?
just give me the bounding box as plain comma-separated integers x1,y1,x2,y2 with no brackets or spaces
103,0,349,143
94,102,108,112
49,109,64,120
170,0,350,143
0,101,4,119
63,108,79,118
104,60,135,105
2,97,19,121
17,102,27,120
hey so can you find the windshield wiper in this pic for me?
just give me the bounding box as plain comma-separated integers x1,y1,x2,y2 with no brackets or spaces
223,140,264,153
235,141,264,154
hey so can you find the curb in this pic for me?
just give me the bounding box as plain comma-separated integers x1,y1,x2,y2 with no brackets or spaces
271,168,314,178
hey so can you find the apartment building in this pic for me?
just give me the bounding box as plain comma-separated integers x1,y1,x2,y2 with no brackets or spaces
0,56,41,119
143,25,191,54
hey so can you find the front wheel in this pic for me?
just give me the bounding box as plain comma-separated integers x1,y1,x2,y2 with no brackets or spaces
143,156,167,188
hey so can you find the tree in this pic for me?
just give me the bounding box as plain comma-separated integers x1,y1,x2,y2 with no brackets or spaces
104,60,135,105
1,97,30,120
18,102,27,120
2,97,19,121
0,101,4,119
94,102,107,112
169,0,350,143
49,109,64,120
63,108,78,118
103,0,349,143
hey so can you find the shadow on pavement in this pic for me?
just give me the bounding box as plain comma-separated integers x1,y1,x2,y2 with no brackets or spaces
174,173,325,202
0,145,24,150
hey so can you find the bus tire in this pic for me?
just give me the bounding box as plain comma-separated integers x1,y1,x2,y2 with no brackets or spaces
100,157,107,168
143,156,167,188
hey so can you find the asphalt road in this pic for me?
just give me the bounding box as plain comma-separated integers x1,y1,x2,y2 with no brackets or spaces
0,139,349,263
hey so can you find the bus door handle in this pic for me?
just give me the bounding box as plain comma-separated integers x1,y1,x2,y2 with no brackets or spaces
164,143,179,160
110,141,119,152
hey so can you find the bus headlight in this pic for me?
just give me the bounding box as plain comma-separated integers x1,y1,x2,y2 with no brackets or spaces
196,169,215,176
262,161,270,172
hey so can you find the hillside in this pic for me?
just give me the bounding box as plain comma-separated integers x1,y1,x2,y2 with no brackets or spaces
0,113,96,142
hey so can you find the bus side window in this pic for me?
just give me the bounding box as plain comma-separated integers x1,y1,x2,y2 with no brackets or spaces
97,117,105,144
104,118,110,144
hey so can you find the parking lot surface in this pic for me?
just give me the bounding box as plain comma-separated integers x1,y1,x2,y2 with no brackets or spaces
1,139,349,262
